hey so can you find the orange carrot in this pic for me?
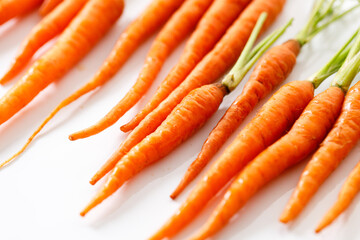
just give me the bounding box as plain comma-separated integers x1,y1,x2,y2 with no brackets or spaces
69,0,215,138
316,160,360,233
120,0,252,133
79,12,293,216
0,0,88,84
170,0,360,198
80,83,228,216
0,0,124,127
0,0,43,25
39,0,63,16
280,52,360,224
82,0,286,185
149,80,314,240
171,39,300,199
281,81,360,223
190,86,344,240
0,0,185,164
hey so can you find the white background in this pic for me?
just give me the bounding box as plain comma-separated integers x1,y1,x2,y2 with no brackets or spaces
0,0,360,239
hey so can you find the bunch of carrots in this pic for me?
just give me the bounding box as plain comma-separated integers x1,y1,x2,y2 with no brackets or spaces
1,0,360,238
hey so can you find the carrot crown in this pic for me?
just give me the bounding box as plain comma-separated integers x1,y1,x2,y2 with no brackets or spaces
309,29,360,89
295,0,360,46
332,29,360,92
222,13,293,91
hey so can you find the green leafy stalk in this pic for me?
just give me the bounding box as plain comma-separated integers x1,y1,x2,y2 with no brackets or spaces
332,29,360,92
222,14,292,91
295,0,359,46
309,29,359,88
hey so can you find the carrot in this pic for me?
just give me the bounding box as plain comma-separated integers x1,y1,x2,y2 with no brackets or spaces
121,0,252,133
150,80,314,240
190,86,345,240
0,0,124,127
151,29,359,239
79,12,293,217
0,0,43,25
0,0,88,85
316,160,360,233
171,39,300,199
71,0,283,141
0,0,185,165
82,0,287,185
170,0,360,199
80,83,229,216
280,35,360,223
39,0,63,16
69,0,216,138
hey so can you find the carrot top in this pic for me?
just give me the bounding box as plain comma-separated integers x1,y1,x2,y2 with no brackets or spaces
222,14,293,91
309,29,360,89
295,0,360,46
330,28,360,91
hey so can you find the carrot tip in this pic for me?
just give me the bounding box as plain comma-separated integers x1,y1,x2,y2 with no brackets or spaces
68,135,75,141
89,179,96,185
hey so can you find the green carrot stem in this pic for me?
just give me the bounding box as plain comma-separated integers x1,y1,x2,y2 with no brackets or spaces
295,0,359,46
222,16,292,91
309,29,358,89
332,52,360,92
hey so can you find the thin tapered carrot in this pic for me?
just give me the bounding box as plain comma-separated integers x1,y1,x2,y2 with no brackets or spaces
316,160,360,233
190,86,345,240
68,0,215,138
171,39,300,199
80,83,229,216
0,0,88,85
82,0,286,185
152,34,355,237
0,0,43,25
280,40,360,224
0,0,185,165
149,80,314,240
39,0,63,16
120,0,252,133
0,0,124,127
80,12,293,216
170,0,360,199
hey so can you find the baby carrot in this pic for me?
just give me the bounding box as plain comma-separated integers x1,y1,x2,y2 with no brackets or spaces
121,0,252,132
39,0,63,16
0,0,185,165
70,0,215,138
0,0,43,25
80,12,292,217
83,0,286,185
171,0,359,199
280,32,360,224
80,83,228,216
316,159,360,232
150,80,314,240
150,27,359,239
0,0,124,126
0,0,88,84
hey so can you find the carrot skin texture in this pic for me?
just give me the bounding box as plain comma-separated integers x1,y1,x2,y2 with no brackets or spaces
120,0,252,132
71,0,215,138
0,0,186,168
281,81,360,223
190,86,344,240
80,84,228,216
87,0,286,185
316,160,360,233
0,0,88,84
39,0,63,16
0,0,43,25
0,0,124,126
149,80,314,240
171,39,300,199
